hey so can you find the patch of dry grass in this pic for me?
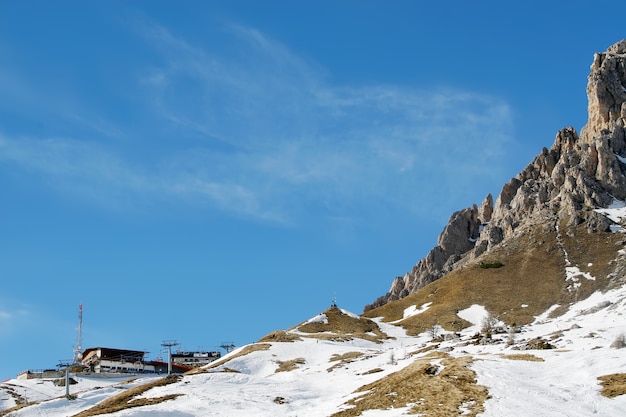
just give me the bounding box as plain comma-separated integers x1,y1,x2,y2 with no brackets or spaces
297,334,358,343
331,353,487,417
258,330,302,343
1,384,28,406
410,344,439,356
219,367,241,373
296,306,389,343
71,375,183,417
0,384,34,416
598,373,626,398
327,352,365,372
275,358,306,373
364,222,624,335
330,352,364,362
360,368,384,375
499,354,545,362
0,402,33,416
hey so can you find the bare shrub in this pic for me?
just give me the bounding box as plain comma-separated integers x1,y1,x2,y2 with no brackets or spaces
481,312,500,339
430,323,443,341
506,326,516,346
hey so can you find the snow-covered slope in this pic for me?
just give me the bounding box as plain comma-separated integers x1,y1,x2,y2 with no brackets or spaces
2,285,626,416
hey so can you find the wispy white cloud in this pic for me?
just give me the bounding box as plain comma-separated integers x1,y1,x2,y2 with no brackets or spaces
0,135,148,204
0,21,515,225
0,303,31,339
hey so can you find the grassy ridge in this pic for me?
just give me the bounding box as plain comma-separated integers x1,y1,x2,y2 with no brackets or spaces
364,222,625,335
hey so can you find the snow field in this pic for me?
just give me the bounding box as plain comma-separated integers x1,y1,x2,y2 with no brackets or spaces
2,283,626,416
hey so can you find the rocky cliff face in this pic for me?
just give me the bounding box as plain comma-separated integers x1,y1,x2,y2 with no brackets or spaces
365,40,626,312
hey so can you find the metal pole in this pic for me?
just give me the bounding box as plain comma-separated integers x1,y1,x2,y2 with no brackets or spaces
58,360,74,400
161,341,179,376
167,344,172,375
65,365,70,399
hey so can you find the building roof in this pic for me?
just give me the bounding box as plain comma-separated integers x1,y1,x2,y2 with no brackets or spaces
82,347,146,361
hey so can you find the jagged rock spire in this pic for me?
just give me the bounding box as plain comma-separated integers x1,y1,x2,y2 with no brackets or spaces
581,39,626,146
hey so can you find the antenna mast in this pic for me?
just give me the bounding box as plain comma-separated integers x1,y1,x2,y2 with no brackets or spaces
73,304,83,363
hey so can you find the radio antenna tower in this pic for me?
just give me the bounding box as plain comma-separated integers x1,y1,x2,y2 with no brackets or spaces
73,304,83,364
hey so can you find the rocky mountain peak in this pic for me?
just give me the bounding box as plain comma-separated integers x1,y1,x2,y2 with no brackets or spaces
581,39,626,145
365,40,626,312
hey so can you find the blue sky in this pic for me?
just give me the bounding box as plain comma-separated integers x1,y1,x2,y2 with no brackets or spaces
0,0,624,379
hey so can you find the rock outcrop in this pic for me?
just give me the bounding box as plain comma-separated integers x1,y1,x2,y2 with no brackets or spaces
379,201,490,305
365,40,626,312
